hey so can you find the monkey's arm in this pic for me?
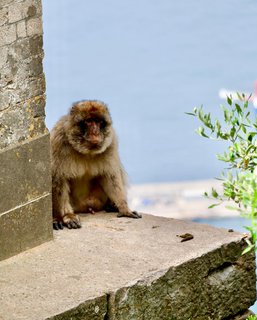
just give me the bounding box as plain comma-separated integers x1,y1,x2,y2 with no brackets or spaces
101,172,141,219
52,176,81,230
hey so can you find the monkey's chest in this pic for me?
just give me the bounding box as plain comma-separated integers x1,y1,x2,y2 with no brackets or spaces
70,176,92,200
69,175,107,213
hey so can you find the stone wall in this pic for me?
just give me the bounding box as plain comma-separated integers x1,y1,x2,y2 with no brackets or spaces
0,0,52,261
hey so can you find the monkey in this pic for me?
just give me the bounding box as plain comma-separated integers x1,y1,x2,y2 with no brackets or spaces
50,100,141,230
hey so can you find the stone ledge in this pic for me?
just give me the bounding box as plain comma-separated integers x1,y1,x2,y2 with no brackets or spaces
0,133,53,261
0,213,255,320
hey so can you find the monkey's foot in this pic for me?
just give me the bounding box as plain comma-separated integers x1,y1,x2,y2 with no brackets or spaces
63,213,82,229
117,211,142,219
53,218,64,230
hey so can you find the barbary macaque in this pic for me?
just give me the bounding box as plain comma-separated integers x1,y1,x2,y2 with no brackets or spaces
50,100,141,230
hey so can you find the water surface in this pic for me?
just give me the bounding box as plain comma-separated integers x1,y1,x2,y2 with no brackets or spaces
42,0,257,184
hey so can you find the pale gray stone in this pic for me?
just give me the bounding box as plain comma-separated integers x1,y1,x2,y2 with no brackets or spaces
0,23,16,46
0,0,16,8
0,45,8,68
0,214,255,320
0,0,52,263
0,6,8,26
8,1,23,23
17,20,26,38
26,16,42,36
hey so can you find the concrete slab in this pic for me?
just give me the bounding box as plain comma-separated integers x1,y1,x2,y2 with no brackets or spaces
0,213,255,320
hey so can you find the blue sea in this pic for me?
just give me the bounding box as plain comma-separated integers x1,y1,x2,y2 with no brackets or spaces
42,0,257,185
42,0,257,312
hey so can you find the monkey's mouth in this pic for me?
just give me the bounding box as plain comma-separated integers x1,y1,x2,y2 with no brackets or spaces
85,134,101,144
86,138,102,149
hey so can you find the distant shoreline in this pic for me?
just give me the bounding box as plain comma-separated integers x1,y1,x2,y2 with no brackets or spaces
128,179,235,220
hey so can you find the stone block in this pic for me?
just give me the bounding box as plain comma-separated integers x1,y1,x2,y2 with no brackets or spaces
8,0,40,23
8,1,23,23
0,132,51,212
27,16,42,36
0,0,16,9
17,20,27,38
0,45,8,68
23,0,42,19
0,95,47,148
0,133,53,261
47,296,107,320
8,36,41,61
0,6,8,26
0,23,16,46
0,0,52,262
0,193,52,261
0,214,255,319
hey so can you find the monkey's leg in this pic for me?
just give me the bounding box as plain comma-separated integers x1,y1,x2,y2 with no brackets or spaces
104,200,119,213
101,176,142,219
52,178,81,230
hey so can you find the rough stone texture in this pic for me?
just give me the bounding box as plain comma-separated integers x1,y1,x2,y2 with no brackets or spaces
0,133,51,213
0,192,52,260
0,0,52,261
0,214,255,320
0,0,46,148
232,310,255,320
0,133,52,260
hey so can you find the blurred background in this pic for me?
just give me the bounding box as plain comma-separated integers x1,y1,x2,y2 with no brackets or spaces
42,0,257,311
42,0,257,221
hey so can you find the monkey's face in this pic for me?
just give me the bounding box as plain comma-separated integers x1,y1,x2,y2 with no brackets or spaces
67,100,113,155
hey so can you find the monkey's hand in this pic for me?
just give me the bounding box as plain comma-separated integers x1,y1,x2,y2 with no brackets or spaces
117,211,142,219
53,213,81,230
63,213,81,229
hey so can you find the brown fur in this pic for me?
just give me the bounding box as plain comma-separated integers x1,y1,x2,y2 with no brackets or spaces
50,100,141,229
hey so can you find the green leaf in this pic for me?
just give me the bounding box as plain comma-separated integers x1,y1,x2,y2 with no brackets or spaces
230,127,236,139
246,132,257,142
208,203,220,209
227,96,232,106
196,126,209,138
218,132,229,140
241,125,247,134
188,97,257,252
235,103,242,114
237,92,243,101
211,188,219,198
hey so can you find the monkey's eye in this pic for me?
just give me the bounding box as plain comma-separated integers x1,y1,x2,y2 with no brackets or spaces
100,120,107,129
78,121,87,133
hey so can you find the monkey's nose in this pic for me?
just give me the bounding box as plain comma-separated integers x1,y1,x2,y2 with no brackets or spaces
88,136,101,144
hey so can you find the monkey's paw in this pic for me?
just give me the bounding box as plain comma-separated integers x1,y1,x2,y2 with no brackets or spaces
53,218,64,230
63,213,82,229
117,211,142,219
53,214,82,230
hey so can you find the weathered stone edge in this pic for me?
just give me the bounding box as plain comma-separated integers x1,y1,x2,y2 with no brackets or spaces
43,238,256,320
231,309,255,320
46,295,107,320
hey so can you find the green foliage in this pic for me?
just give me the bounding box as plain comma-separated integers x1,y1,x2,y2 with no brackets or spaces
246,315,257,320
187,94,257,252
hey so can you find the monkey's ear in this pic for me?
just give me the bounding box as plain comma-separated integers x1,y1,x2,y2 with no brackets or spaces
70,103,79,115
